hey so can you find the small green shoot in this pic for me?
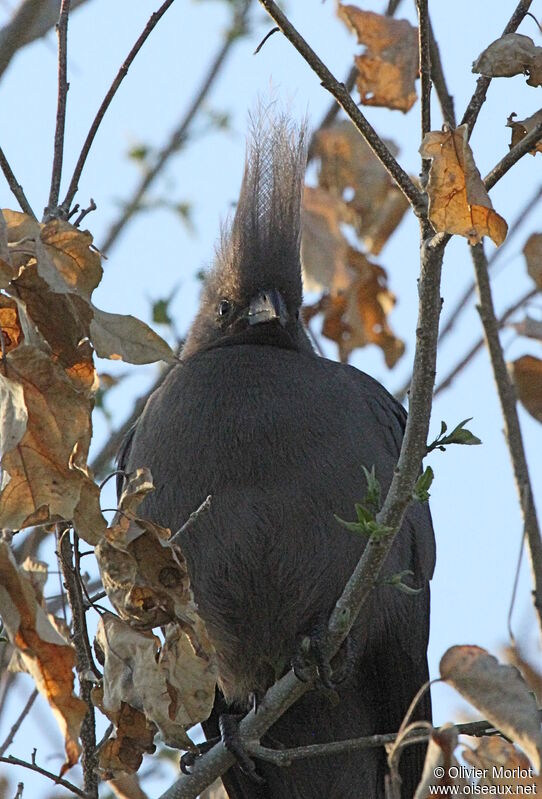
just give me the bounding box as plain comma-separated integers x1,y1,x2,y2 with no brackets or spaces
427,417,482,453
413,465,434,503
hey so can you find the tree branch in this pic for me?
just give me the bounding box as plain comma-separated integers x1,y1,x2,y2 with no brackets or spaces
0,754,89,798
45,0,70,219
257,0,425,214
484,123,542,191
416,0,431,186
0,0,91,81
461,0,534,136
57,528,99,799
0,146,35,217
60,0,177,217
99,0,250,254
470,243,542,630
0,688,38,757
428,14,455,127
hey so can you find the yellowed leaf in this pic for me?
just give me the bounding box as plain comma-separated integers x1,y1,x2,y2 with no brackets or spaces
0,294,23,354
0,541,86,772
509,355,542,424
420,125,508,246
312,121,409,255
0,346,104,540
338,6,418,112
507,110,542,156
440,645,542,771
523,232,542,288
90,306,177,364
473,33,542,87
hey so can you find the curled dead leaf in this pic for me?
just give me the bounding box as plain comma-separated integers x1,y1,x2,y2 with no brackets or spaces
463,736,541,791
338,5,418,112
440,645,542,771
302,186,350,292
0,542,86,773
420,125,508,246
507,110,542,157
509,355,542,424
473,33,542,87
90,306,177,364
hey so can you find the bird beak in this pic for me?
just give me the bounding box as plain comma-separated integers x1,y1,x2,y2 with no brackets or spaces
247,288,288,327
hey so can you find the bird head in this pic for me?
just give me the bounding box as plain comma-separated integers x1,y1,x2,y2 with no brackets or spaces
183,110,312,358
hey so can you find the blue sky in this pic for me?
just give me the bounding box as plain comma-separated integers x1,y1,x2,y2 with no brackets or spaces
0,0,541,795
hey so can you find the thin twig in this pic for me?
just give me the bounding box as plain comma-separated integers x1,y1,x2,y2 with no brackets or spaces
0,0,44,79
0,146,35,217
257,0,425,214
45,0,70,219
416,0,431,185
484,123,542,191
427,14,455,127
99,0,250,254
0,754,89,798
433,286,539,398
471,243,542,630
61,0,177,217
461,1,534,137
0,689,38,757
57,528,99,799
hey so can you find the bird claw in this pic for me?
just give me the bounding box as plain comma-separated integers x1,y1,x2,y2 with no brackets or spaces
219,714,266,784
180,738,217,774
292,618,356,690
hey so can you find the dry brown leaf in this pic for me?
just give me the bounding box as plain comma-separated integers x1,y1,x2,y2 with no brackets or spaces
107,773,150,799
420,125,508,246
338,5,418,112
473,33,542,87
0,294,23,353
463,735,540,791
39,219,103,298
505,645,542,705
414,727,466,799
440,645,542,771
301,186,350,292
507,110,542,156
509,355,542,423
92,682,157,777
304,247,404,367
0,345,105,541
0,258,13,288
95,613,215,757
312,121,409,255
0,541,86,772
510,317,542,342
90,306,177,364
523,232,542,288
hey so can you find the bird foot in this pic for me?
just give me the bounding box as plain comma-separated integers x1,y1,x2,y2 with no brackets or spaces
219,714,266,784
292,617,356,690
180,738,217,774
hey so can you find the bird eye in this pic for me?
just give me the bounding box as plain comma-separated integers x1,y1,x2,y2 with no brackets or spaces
218,299,231,317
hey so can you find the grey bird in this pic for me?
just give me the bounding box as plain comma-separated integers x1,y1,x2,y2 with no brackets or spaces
118,114,435,799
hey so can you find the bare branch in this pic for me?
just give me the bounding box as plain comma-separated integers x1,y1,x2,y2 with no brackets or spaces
0,0,91,80
0,754,89,798
433,286,539,398
45,0,71,219
471,243,542,630
0,146,36,217
257,0,425,213
0,688,38,757
416,0,431,184
61,0,177,217
428,15,455,127
57,528,99,798
484,123,542,191
99,0,250,254
461,0,534,136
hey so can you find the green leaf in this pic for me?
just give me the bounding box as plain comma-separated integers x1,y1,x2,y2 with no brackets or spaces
361,465,381,513
152,298,173,327
413,465,434,502
427,417,482,452
127,144,150,163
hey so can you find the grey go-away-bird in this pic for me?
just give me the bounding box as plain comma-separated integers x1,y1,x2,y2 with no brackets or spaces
118,113,435,799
